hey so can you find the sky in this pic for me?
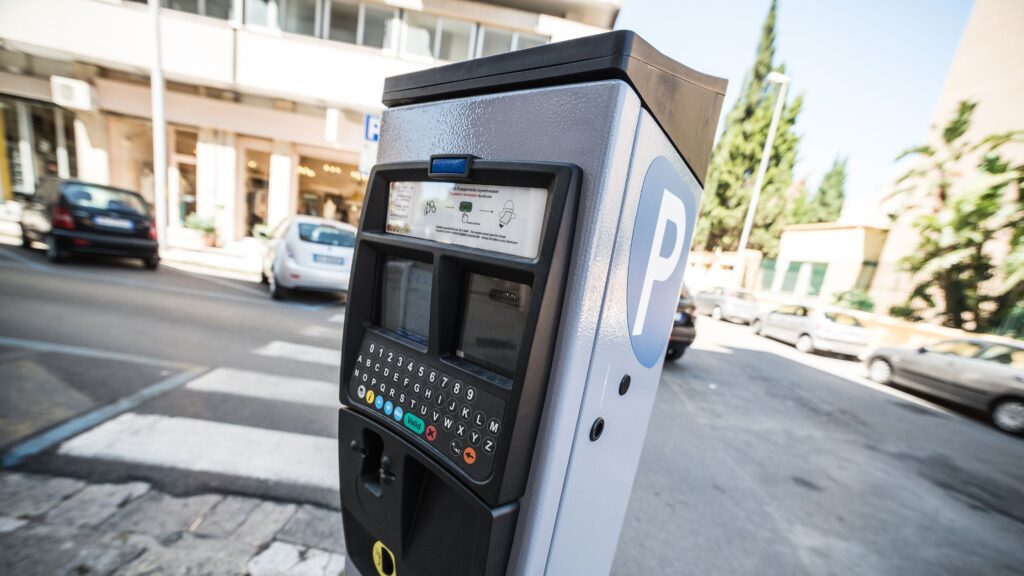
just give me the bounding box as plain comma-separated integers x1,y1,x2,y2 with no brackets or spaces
615,0,974,216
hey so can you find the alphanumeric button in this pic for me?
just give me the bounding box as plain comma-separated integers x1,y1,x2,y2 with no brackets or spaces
399,392,407,405
439,374,450,390
452,380,463,396
368,341,377,354
469,430,481,446
413,381,422,394
373,362,381,374
430,409,441,423
378,381,386,394
487,418,501,435
454,423,467,438
385,351,395,364
427,369,438,384
388,387,397,398
409,398,419,411
418,404,429,417
483,437,496,454
450,440,463,457
442,415,455,431
434,392,445,406
459,405,471,420
473,411,486,428
423,387,434,401
396,354,404,368
446,398,458,413
465,387,476,403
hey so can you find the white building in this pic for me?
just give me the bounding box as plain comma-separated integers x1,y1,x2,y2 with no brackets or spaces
0,0,617,246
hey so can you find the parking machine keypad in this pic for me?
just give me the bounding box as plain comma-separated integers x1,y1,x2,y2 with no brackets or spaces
348,336,504,481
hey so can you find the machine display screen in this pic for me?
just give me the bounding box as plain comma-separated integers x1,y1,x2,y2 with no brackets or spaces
386,181,548,259
381,257,432,345
456,273,532,377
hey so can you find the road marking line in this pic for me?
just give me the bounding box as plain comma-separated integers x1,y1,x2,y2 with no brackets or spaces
299,325,343,340
327,313,346,324
0,245,48,271
0,259,325,310
2,368,205,467
253,341,340,367
187,367,338,407
0,336,197,371
58,413,339,491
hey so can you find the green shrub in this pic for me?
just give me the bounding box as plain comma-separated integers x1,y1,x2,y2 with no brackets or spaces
184,213,215,234
833,289,875,312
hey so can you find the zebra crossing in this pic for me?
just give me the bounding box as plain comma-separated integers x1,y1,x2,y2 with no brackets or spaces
50,311,347,501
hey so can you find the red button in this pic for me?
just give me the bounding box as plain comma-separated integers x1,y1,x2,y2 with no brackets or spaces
425,425,437,442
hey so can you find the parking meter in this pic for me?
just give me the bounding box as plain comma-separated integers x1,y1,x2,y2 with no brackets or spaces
338,31,725,576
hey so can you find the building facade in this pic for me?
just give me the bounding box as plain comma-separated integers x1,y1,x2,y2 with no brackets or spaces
0,0,617,246
868,0,1024,314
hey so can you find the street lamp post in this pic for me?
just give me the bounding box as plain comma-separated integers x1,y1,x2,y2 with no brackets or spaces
736,71,789,256
149,0,168,253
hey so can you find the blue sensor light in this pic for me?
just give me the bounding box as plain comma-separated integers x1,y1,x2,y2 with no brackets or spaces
430,157,468,175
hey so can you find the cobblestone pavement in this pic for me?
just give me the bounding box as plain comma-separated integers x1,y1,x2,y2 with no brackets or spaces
0,472,347,575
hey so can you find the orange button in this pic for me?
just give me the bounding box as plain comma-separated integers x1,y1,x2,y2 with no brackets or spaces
463,447,477,465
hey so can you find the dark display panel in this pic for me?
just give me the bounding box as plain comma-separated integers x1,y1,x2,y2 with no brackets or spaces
456,274,532,377
381,257,432,345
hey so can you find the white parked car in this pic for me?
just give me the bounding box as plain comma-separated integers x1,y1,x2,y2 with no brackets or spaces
262,216,356,300
752,305,869,358
694,287,760,324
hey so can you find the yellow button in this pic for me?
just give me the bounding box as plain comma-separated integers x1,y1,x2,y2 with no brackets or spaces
372,540,396,576
366,390,376,404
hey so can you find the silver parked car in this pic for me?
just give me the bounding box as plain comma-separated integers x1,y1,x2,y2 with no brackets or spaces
752,305,869,358
694,287,759,323
262,216,356,300
867,340,1024,434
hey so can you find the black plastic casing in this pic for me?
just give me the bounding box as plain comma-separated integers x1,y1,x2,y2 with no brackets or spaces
338,159,580,576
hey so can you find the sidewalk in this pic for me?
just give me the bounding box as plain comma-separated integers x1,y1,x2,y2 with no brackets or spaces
0,472,347,576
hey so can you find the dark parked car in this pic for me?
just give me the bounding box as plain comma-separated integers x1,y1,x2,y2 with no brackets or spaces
866,339,1024,434
666,286,697,362
20,179,159,269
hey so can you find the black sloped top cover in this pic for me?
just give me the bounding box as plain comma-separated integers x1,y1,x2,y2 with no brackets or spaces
381,30,727,185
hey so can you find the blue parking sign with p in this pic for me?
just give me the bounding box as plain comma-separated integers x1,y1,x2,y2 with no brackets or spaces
364,114,380,143
626,156,698,368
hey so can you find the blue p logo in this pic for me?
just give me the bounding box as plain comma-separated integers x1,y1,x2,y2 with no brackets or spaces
626,156,698,368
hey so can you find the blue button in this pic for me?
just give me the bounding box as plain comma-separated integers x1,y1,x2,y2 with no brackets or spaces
384,401,394,416
393,406,404,421
374,396,384,410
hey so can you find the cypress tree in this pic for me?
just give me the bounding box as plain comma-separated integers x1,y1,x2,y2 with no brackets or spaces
694,0,803,257
792,156,847,224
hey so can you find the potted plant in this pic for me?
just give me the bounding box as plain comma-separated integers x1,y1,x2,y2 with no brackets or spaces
184,213,217,247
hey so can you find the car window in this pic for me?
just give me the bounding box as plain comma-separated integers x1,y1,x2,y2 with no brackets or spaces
728,290,753,301
825,312,863,327
62,183,149,216
796,307,811,317
929,340,983,358
297,223,356,247
978,345,1024,369
774,306,796,315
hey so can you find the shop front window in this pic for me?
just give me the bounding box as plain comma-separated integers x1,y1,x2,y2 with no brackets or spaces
0,97,78,195
327,0,359,44
244,149,271,236
297,155,361,225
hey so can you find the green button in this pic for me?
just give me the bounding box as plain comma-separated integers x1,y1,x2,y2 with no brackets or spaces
403,413,425,435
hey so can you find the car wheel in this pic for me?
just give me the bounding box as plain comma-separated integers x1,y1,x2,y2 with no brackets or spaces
46,239,65,263
711,306,723,321
991,399,1024,435
20,226,32,249
260,269,269,284
665,346,686,362
868,358,893,384
143,255,160,270
270,274,288,300
795,334,815,354
751,319,763,335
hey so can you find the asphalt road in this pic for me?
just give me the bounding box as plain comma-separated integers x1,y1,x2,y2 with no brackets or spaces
613,317,1024,576
2,241,1022,575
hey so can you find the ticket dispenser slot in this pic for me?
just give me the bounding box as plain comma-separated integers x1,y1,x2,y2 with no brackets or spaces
339,159,580,576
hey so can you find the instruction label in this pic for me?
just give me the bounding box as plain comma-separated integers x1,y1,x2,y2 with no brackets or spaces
386,181,548,259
